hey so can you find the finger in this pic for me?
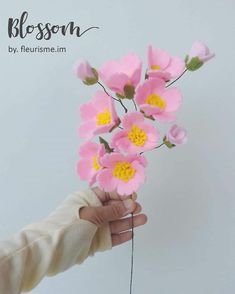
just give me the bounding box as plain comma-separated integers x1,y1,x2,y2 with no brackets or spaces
92,187,137,203
110,214,147,234
105,200,142,215
112,231,133,247
80,199,136,226
91,187,110,202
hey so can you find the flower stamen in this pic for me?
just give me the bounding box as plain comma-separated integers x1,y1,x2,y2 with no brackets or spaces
96,109,111,125
112,161,135,182
127,125,147,146
145,93,166,109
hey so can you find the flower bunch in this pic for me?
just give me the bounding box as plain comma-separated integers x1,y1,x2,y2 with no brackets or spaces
74,41,214,196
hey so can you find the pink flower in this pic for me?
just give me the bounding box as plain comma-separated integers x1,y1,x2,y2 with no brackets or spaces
74,60,98,85
78,91,119,139
135,78,182,122
76,141,105,186
110,112,159,154
97,153,147,196
98,54,142,96
147,45,185,81
166,124,187,145
188,41,215,63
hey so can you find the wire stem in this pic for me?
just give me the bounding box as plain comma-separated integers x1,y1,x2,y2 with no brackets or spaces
132,99,137,111
98,81,128,113
129,213,134,294
166,69,188,88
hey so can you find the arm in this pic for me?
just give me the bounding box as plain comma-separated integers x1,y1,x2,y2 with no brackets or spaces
0,188,147,294
0,189,111,294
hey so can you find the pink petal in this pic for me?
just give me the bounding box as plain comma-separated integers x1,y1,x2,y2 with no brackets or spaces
153,112,176,122
161,88,182,112
92,91,110,110
79,141,99,157
78,120,97,139
76,159,94,180
80,102,97,121
97,169,117,192
166,57,185,79
150,47,170,69
100,152,125,168
122,111,144,129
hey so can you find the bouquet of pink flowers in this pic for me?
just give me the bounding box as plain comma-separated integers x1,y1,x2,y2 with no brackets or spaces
74,41,214,197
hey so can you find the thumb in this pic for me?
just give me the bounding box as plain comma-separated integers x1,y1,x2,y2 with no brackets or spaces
79,199,136,227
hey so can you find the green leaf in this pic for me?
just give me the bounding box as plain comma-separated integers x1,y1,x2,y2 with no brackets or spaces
186,56,203,71
124,84,135,99
83,68,99,85
99,136,113,153
116,93,125,99
163,136,175,149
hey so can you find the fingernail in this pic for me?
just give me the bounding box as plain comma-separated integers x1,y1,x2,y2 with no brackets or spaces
123,199,133,210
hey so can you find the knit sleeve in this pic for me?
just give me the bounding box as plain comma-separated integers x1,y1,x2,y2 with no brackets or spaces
0,188,112,294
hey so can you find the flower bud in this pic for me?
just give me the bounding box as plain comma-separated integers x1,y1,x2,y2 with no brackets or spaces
74,60,98,85
185,41,215,71
164,124,187,147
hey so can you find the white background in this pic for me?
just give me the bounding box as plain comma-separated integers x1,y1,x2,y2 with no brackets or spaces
0,0,235,293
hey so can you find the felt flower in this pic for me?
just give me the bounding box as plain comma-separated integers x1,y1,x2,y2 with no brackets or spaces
97,152,147,196
186,41,215,71
147,45,185,81
165,124,187,146
74,60,98,85
78,90,119,139
135,78,182,122
110,112,159,154
98,54,142,97
76,141,105,186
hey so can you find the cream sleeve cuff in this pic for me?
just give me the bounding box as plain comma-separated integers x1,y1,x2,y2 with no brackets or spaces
0,188,112,294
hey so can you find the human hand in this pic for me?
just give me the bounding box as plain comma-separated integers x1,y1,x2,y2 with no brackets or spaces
79,187,147,247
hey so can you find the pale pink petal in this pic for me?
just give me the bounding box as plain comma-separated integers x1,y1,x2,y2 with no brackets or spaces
166,57,185,78
99,61,120,80
200,53,215,62
93,122,116,135
151,48,170,69
92,91,110,110
76,159,94,180
79,141,99,157
189,41,208,58
110,130,127,149
106,73,128,94
153,112,176,122
147,70,171,81
97,169,118,192
127,154,147,167
78,121,97,139
140,104,162,117
122,112,144,129
161,88,182,112
80,102,98,120
100,152,125,168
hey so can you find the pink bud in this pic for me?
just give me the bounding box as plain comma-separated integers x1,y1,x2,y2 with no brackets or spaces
189,41,215,63
73,60,95,80
166,125,187,145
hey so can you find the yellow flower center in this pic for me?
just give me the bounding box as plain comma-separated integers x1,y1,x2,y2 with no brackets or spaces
112,161,135,182
151,64,161,70
127,124,147,146
92,156,100,171
96,109,111,126
145,93,166,109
